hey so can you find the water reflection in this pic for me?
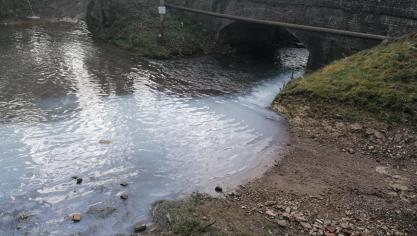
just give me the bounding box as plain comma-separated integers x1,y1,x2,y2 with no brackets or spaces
0,21,307,235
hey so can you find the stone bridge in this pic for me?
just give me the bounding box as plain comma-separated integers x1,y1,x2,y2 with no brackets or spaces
176,0,417,69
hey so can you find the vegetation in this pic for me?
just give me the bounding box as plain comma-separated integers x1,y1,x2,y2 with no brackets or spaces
152,194,217,235
276,33,417,123
87,0,215,58
0,0,30,19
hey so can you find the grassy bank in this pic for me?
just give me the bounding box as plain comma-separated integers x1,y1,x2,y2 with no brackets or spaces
275,33,417,124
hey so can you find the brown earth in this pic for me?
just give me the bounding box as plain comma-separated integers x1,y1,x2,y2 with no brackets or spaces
149,99,417,236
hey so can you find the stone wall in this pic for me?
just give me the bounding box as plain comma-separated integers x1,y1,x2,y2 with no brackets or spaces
86,0,417,68
175,0,417,69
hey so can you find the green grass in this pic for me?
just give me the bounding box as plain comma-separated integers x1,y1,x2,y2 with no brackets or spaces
171,218,210,236
277,33,417,123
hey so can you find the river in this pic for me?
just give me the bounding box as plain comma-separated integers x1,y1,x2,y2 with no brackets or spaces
0,21,308,235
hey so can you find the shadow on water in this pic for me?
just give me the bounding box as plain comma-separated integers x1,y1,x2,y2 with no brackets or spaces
0,21,308,235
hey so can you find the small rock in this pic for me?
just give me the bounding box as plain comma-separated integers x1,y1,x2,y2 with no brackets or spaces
348,148,355,154
315,219,323,225
282,212,291,220
120,182,128,187
390,183,408,192
265,209,277,217
375,166,389,175
350,123,362,131
134,223,147,232
340,222,349,229
215,186,223,193
300,222,312,230
99,140,111,144
76,178,83,185
325,226,337,233
118,191,129,200
295,214,307,222
264,201,276,206
70,213,81,222
277,219,288,227
374,131,385,140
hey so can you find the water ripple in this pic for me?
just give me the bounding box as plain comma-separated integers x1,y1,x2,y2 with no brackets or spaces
0,21,308,235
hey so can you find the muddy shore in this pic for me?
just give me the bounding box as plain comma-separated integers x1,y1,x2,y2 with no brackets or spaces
150,98,417,236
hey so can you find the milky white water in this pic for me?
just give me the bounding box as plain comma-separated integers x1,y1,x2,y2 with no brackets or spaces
0,21,308,235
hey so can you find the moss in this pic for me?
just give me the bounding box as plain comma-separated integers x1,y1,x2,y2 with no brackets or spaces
276,34,417,123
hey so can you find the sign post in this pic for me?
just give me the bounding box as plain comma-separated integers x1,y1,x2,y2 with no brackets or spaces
158,0,166,42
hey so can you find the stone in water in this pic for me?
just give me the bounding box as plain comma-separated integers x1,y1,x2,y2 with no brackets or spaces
118,191,129,200
70,213,81,222
99,140,111,144
134,223,147,232
215,186,223,193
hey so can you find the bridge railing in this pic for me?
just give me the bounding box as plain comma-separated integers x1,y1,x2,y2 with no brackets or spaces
164,3,391,41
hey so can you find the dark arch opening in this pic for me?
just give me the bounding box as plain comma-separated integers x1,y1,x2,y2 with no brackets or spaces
217,21,308,65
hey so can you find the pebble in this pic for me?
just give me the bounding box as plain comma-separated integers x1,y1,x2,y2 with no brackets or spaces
300,222,312,229
76,178,83,185
70,213,81,222
325,226,337,233
348,148,355,154
277,219,288,227
390,183,408,192
340,222,349,229
265,209,277,217
118,191,129,200
134,223,147,232
99,139,111,144
264,201,276,206
215,186,223,193
120,182,128,187
285,207,291,213
350,123,363,131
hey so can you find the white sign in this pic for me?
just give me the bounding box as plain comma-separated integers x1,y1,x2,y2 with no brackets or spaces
158,6,166,14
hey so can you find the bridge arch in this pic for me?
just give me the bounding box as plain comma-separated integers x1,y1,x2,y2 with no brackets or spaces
215,8,313,66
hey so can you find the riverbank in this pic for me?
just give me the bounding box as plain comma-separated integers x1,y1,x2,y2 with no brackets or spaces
149,35,417,235
86,0,217,59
